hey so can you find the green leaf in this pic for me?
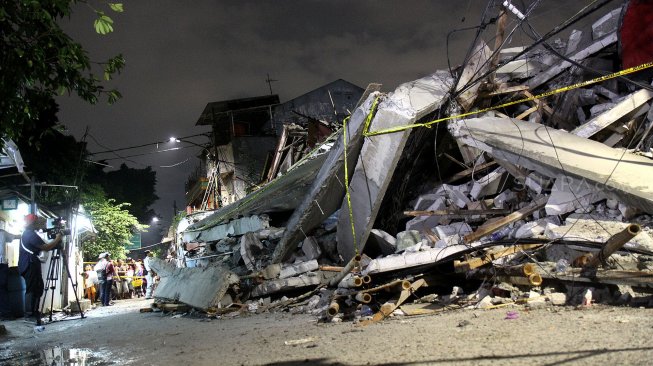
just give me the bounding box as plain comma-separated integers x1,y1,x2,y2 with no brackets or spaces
94,15,114,35
108,3,124,13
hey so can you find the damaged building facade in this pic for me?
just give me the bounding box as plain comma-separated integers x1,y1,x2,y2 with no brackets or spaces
157,2,653,323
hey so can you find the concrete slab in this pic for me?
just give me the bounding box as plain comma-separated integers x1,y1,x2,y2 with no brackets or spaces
251,274,321,298
546,213,653,252
526,31,617,90
456,41,491,110
272,91,381,263
470,167,507,200
367,229,397,256
572,87,653,139
279,260,319,279
149,258,239,310
240,233,265,271
337,71,453,261
545,175,606,215
301,237,322,261
362,241,485,275
592,7,622,40
449,117,653,214
182,215,269,243
395,230,422,253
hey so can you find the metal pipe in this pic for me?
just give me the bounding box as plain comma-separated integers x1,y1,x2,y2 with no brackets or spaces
329,255,362,287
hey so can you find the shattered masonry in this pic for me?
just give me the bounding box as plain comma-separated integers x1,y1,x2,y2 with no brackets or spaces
152,3,653,322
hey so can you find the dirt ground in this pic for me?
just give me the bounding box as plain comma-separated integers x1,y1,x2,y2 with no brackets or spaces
2,298,653,365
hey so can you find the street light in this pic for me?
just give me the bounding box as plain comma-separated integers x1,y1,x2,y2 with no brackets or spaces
151,217,159,223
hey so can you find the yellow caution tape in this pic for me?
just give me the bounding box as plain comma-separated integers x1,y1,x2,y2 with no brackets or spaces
363,61,653,137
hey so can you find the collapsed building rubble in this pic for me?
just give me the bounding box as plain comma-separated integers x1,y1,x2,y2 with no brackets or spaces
153,2,653,324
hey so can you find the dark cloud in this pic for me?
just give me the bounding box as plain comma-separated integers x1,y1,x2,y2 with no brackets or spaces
55,0,601,243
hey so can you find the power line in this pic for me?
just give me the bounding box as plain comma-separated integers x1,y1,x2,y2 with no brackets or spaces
88,133,210,156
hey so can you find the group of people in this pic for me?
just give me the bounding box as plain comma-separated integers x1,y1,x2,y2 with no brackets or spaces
85,250,156,306
12,213,158,325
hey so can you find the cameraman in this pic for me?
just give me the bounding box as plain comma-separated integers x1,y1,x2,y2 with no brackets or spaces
18,214,62,325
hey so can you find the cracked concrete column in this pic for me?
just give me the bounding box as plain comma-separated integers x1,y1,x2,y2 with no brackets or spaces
336,71,453,261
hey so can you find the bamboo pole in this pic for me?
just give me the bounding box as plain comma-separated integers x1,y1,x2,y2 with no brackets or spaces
585,224,641,269
328,255,361,287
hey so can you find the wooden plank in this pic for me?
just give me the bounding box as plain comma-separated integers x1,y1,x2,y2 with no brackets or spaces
522,90,555,117
444,161,498,184
463,196,548,243
483,85,529,97
489,8,508,85
572,88,653,139
453,244,541,272
515,106,538,120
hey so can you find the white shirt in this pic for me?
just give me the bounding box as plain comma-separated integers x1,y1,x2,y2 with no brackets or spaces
144,256,151,272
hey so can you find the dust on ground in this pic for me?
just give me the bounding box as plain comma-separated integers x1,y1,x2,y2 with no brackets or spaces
2,298,653,365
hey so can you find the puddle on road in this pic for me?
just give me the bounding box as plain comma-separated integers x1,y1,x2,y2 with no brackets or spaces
0,347,117,366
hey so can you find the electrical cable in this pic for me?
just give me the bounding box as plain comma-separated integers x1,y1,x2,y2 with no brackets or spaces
454,0,617,99
88,132,210,156
520,6,653,92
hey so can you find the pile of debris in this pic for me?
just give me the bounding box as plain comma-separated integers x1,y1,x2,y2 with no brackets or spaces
151,2,653,324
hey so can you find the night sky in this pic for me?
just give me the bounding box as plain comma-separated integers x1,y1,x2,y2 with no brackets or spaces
54,0,600,244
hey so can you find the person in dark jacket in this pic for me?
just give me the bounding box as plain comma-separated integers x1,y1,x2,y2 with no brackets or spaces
18,214,62,325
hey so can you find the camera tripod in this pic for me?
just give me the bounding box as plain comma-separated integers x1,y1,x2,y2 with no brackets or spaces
40,244,86,323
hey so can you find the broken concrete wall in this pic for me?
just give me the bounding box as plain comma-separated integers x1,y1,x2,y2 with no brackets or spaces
337,71,454,261
149,258,239,310
184,153,327,235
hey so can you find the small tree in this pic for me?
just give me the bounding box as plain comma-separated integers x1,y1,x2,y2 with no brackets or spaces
82,189,147,260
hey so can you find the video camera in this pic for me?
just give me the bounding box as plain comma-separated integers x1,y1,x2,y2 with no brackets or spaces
46,217,72,240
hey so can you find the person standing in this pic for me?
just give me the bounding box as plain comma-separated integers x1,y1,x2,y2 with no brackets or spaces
0,228,19,320
83,264,98,304
143,250,154,299
95,253,115,306
18,214,62,325
94,253,108,304
134,261,144,297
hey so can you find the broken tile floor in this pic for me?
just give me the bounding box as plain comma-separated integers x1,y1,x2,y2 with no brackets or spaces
2,298,653,366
